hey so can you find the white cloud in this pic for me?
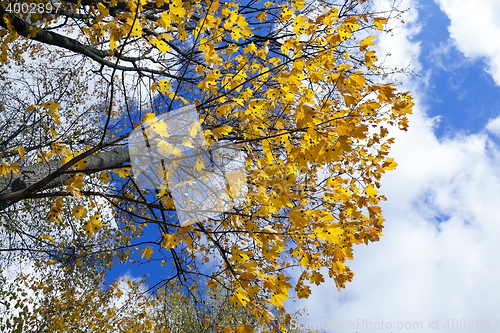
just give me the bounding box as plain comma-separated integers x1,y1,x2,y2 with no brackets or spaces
373,0,422,84
290,122,500,332
287,1,500,332
435,0,500,85
486,115,500,137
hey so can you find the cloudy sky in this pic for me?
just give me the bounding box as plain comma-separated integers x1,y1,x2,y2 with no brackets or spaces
286,0,500,332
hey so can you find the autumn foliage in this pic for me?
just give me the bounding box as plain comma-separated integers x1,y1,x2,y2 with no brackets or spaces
0,0,413,331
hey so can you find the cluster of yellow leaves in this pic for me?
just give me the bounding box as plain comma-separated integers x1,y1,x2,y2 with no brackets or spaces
0,0,414,329
149,3,413,325
0,161,20,178
17,272,156,333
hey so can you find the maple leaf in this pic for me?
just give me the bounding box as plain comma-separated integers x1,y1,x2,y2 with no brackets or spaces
316,225,343,244
194,157,205,172
47,198,64,223
212,125,232,138
309,271,325,286
279,6,293,21
231,288,250,307
42,101,61,125
117,168,132,179
189,121,201,138
0,162,20,178
72,205,87,220
50,127,58,139
100,171,111,184
65,173,85,199
360,35,376,49
373,18,388,30
83,214,103,237
235,324,254,333
140,246,154,260
15,147,26,161
75,158,88,170
150,38,170,53
256,11,267,23
382,158,398,170
364,184,378,197
161,233,179,249
295,284,311,299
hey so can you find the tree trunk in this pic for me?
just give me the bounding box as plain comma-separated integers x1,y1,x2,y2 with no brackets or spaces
0,147,130,210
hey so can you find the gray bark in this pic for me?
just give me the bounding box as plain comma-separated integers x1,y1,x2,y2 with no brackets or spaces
0,147,130,210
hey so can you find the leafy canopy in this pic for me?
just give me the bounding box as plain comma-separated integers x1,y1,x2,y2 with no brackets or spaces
0,0,413,331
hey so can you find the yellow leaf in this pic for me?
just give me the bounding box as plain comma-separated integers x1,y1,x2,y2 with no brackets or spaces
360,36,375,48
222,326,234,333
40,234,55,244
309,271,325,286
279,6,293,21
152,81,171,95
50,127,58,139
161,233,179,249
140,246,154,260
216,105,232,118
231,288,249,307
47,259,57,265
9,162,21,174
117,168,132,179
316,225,343,243
212,125,232,139
72,205,87,220
65,174,85,198
189,121,201,138
43,101,61,125
383,158,398,170
150,38,170,53
368,205,382,215
343,94,357,106
100,171,111,184
47,198,64,223
83,213,102,237
256,11,267,23
373,18,388,30
160,195,174,208
142,113,157,125
16,147,26,161
97,2,109,16
291,0,305,10
130,19,142,37
74,157,88,170
170,0,186,17
364,184,378,197
194,157,205,172
235,325,253,333
0,163,9,178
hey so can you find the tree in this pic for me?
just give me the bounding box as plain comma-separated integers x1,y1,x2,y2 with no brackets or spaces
149,279,319,333
0,0,413,331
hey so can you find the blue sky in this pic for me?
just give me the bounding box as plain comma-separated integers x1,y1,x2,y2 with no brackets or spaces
286,0,500,332
417,0,500,138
